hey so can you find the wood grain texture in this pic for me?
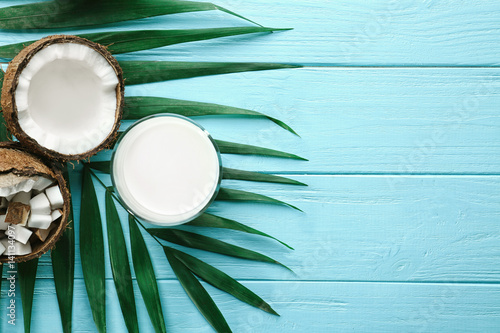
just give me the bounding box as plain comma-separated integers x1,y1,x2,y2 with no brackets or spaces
26,174,500,283
0,0,499,332
3,1,500,65
2,279,500,333
125,67,500,174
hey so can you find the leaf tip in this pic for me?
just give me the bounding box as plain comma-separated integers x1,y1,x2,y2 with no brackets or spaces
290,179,308,186
287,203,303,212
267,27,293,33
277,261,294,272
266,306,280,316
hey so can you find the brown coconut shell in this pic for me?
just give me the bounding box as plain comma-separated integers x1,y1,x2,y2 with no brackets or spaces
1,35,124,161
0,142,71,263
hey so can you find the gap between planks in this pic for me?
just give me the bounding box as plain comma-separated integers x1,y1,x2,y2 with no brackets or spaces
229,172,500,176
24,277,500,286
4,62,500,69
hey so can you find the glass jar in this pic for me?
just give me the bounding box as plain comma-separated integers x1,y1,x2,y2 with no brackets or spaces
111,114,222,226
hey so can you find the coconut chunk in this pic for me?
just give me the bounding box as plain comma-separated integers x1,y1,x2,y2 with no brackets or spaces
0,238,30,256
32,176,54,191
0,215,8,231
0,238,8,255
27,214,52,230
30,192,51,215
5,201,30,226
5,224,33,244
0,144,70,262
0,174,35,197
34,223,55,242
45,185,64,209
12,191,31,205
4,240,32,256
16,241,32,256
51,209,62,222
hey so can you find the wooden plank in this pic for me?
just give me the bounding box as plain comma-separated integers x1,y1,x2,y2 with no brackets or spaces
26,174,500,282
3,1,500,65
123,67,500,174
2,279,500,332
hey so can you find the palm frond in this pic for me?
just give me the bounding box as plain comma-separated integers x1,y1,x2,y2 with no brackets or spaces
148,228,290,269
51,224,75,333
80,166,106,333
164,248,232,333
0,0,256,30
120,61,300,85
222,167,307,186
216,187,302,211
51,164,75,333
123,96,298,135
0,27,286,59
18,258,39,333
187,213,293,250
106,193,139,333
129,215,167,333
88,161,111,174
216,140,307,160
168,246,279,315
0,2,303,332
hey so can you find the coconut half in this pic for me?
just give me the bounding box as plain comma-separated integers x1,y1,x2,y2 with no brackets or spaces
2,35,124,160
0,142,70,263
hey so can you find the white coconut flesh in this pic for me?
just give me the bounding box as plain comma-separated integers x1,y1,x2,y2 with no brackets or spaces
0,174,64,256
15,43,119,155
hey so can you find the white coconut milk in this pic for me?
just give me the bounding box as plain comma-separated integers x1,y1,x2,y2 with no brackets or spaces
112,115,221,225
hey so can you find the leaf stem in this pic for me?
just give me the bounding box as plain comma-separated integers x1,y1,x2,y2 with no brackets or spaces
134,217,165,247
87,166,122,205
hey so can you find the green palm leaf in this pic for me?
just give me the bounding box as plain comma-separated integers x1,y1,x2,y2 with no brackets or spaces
51,164,75,333
88,164,305,189
129,215,167,333
98,27,284,54
164,248,232,333
18,258,39,333
216,140,307,160
167,246,278,315
0,0,251,30
123,96,298,135
105,192,139,333
216,187,302,211
0,27,286,59
148,228,289,269
88,161,111,174
51,222,75,333
120,61,300,85
80,166,106,333
222,167,307,186
187,213,293,250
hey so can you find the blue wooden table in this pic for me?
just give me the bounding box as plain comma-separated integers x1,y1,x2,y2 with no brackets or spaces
2,0,500,332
